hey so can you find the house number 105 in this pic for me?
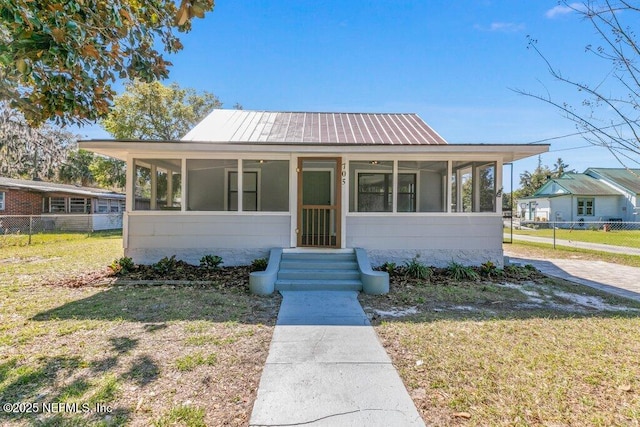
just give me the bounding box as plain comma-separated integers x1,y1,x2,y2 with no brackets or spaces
341,163,346,185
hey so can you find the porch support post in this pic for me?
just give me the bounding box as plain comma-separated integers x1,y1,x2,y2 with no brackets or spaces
496,159,503,214
237,159,243,212
447,160,452,213
472,163,480,212
150,164,157,210
166,170,173,208
181,158,187,211
126,157,135,212
392,160,398,213
341,157,348,249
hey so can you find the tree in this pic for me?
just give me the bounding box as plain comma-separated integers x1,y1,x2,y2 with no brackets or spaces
0,0,214,127
518,1,640,168
59,149,94,186
0,103,76,179
90,156,127,190
102,80,221,140
552,157,574,177
516,156,553,198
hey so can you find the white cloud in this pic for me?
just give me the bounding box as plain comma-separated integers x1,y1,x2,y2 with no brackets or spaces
474,22,526,33
545,3,584,18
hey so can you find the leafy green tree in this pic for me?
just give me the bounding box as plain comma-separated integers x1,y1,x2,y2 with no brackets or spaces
59,149,94,186
102,80,221,140
0,0,214,126
90,156,126,190
516,156,553,198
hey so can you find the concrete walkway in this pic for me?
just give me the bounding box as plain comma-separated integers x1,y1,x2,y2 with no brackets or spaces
506,252,640,303
249,291,425,427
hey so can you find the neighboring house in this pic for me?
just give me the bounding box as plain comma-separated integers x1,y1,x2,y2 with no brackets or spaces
80,109,548,267
0,177,125,231
518,168,640,223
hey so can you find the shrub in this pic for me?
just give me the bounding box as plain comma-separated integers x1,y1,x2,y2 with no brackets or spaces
199,255,223,271
381,261,397,275
447,261,480,281
404,256,432,280
480,260,502,278
109,257,134,276
251,257,268,272
153,255,180,275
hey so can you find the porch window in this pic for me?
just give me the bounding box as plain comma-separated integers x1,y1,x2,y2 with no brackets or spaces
241,160,289,212
577,198,594,216
350,161,394,212
0,192,4,210
187,159,237,211
96,199,124,213
134,159,182,211
69,197,89,213
398,161,447,212
49,197,66,213
451,161,496,213
358,173,393,212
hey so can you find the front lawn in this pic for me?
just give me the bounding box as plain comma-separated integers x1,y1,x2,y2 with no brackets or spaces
360,263,640,426
0,234,280,426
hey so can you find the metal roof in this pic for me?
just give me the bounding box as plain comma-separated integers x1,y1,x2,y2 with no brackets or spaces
536,173,622,196
0,177,125,199
181,110,448,145
586,168,640,194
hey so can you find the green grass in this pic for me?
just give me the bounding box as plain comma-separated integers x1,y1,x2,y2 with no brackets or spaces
507,240,640,268
512,227,640,248
154,405,207,427
175,352,218,371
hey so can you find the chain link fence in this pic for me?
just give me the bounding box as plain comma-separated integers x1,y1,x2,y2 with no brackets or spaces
0,214,123,246
504,218,640,253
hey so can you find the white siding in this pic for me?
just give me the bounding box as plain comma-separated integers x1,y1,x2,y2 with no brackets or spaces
126,213,290,265
346,214,503,267
92,214,123,231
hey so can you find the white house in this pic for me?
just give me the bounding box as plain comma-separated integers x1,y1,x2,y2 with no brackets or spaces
518,168,640,224
80,109,548,270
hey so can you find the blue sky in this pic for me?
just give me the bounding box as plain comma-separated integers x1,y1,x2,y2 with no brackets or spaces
79,1,624,191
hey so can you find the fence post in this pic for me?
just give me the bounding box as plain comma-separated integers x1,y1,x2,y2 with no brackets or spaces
28,215,33,245
553,219,556,250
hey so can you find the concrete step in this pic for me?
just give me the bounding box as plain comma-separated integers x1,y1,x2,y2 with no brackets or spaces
281,252,356,262
276,250,363,292
279,260,359,270
275,279,363,292
277,269,361,281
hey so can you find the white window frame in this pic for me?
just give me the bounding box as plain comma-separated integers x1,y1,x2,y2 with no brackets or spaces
577,197,595,216
0,191,4,211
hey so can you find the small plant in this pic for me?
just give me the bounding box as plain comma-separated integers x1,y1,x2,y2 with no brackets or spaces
152,255,180,275
251,257,268,272
199,254,223,271
381,261,397,275
480,260,502,278
109,256,134,276
447,261,480,281
404,255,432,280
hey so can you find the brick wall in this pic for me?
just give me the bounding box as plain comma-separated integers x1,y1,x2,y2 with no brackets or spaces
0,189,43,215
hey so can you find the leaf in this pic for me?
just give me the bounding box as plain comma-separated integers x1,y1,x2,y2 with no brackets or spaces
617,385,632,392
453,412,472,419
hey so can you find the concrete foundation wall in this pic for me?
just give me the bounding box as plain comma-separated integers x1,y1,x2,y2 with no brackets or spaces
346,214,503,267
126,213,290,265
